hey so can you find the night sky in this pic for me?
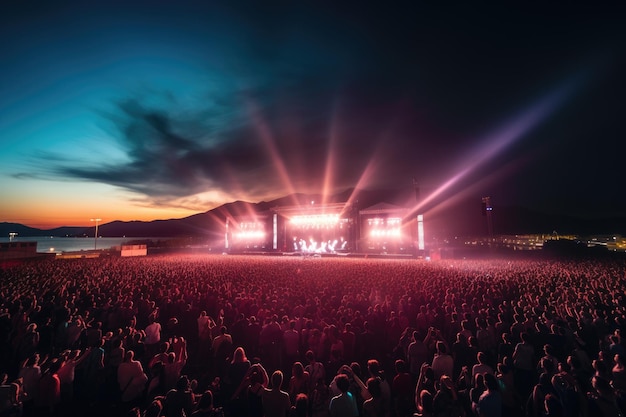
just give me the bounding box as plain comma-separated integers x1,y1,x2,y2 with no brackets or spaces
2,2,625,229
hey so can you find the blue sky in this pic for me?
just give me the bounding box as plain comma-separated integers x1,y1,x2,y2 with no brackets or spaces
2,2,625,228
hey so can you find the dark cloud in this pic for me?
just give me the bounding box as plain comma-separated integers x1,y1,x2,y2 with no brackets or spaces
36,79,424,207
59,97,262,199
15,2,626,215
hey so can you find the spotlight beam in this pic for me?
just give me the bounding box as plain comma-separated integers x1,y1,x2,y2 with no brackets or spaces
247,100,299,206
343,130,392,214
423,154,532,217
404,75,581,221
321,99,341,206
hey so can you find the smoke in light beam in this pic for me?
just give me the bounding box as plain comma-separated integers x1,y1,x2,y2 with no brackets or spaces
405,76,580,221
246,100,299,206
342,129,393,215
321,99,341,206
423,153,533,217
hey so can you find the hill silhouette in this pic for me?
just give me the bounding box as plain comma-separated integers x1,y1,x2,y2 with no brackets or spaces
2,188,625,238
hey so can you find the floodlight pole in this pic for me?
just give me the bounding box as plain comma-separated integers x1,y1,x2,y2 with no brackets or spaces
90,218,101,250
481,197,493,238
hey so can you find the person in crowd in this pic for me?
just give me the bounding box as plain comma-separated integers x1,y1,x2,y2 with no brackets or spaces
149,342,171,370
144,399,163,417
228,347,251,390
288,362,310,403
433,375,461,417
107,337,126,376
543,393,562,417
283,321,301,368
146,361,168,404
415,389,434,417
37,359,61,416
408,331,430,378
392,359,413,417
197,311,215,362
0,375,23,417
57,348,90,404
191,390,223,417
472,351,495,381
587,375,623,417
452,332,474,379
367,359,390,410
18,354,43,410
432,341,454,380
477,373,502,417
163,375,196,417
329,374,358,417
470,373,486,416
262,370,291,417
612,353,626,391
118,350,148,404
17,323,39,363
144,316,162,358
212,327,233,360
163,352,186,392
289,393,309,417
496,362,521,416
530,372,555,417
213,326,234,377
341,323,356,364
513,332,536,399
415,363,436,413
226,346,251,415
304,350,325,390
240,363,269,417
362,377,390,417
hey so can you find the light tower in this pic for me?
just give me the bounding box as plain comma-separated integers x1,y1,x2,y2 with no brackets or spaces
414,178,425,251
481,197,493,238
90,218,101,250
413,177,420,202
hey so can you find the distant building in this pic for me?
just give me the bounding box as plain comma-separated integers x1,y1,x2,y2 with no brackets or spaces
0,241,52,267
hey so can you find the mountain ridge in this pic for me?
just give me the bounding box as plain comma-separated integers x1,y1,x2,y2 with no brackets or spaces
2,189,625,238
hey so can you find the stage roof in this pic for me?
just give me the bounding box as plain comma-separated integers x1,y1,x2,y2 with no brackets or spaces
359,202,407,216
271,202,350,216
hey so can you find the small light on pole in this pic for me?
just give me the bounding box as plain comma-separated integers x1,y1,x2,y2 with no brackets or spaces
90,218,101,250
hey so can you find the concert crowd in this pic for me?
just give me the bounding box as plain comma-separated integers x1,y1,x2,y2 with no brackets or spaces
0,254,625,417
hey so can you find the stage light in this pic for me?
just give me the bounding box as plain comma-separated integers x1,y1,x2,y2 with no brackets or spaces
290,214,340,226
369,228,401,239
273,214,278,250
234,230,266,239
417,214,425,250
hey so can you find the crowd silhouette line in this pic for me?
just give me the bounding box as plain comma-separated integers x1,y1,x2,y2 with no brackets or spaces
0,254,624,417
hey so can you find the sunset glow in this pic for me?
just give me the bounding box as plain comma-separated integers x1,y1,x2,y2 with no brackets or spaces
1,3,624,231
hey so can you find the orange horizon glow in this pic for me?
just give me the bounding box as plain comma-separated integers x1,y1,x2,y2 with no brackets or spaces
3,206,201,230
2,177,264,230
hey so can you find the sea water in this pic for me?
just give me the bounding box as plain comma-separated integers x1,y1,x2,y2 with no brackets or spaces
0,236,152,253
